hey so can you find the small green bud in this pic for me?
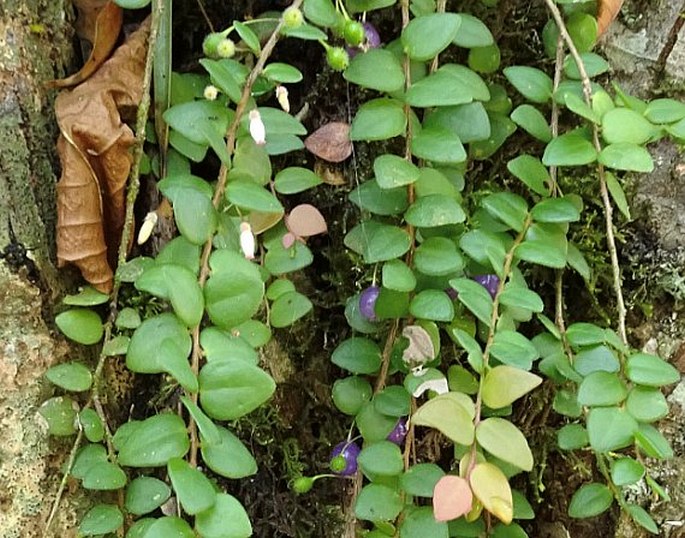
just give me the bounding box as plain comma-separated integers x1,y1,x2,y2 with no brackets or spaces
292,476,315,494
202,32,225,57
343,20,365,47
282,6,304,29
326,47,349,71
216,38,236,59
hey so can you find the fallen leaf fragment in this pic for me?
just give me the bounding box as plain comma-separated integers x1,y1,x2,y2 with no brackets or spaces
597,0,624,36
48,1,123,88
56,19,151,293
304,121,352,163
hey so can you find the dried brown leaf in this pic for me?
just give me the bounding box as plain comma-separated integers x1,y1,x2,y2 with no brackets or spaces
314,161,347,186
304,121,352,163
285,204,327,239
56,19,150,293
597,0,624,36
402,325,435,364
48,1,123,88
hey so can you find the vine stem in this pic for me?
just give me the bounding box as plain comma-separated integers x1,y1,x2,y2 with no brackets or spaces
541,0,628,347
187,0,304,467
45,5,163,536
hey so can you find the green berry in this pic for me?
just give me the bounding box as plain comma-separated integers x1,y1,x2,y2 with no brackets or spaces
282,6,304,29
343,20,365,47
326,47,349,71
292,476,315,494
329,455,347,473
216,38,236,59
202,32,225,57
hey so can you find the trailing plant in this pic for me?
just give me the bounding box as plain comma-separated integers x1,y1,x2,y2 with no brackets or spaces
40,0,685,537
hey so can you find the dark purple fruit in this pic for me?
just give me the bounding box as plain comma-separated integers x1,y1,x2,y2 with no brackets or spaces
362,22,381,48
330,441,361,476
386,417,408,446
359,286,380,321
472,274,500,299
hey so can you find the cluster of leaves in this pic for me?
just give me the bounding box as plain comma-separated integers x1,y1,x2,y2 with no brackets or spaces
41,0,685,537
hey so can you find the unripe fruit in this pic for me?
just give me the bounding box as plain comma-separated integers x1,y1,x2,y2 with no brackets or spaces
216,38,236,59
472,274,500,299
329,441,360,476
292,476,314,494
203,32,226,57
282,6,304,29
326,46,350,71
343,20,365,47
359,285,380,321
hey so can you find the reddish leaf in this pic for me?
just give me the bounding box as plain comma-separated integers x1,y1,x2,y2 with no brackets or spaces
433,475,473,522
48,1,123,88
56,19,150,292
597,0,624,36
285,204,327,238
304,122,352,163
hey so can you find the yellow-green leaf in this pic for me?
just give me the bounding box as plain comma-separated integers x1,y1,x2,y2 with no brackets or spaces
469,462,513,524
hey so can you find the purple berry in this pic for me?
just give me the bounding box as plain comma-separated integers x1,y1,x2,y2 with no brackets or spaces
330,441,361,476
359,286,380,321
386,417,408,446
472,274,500,299
445,287,458,300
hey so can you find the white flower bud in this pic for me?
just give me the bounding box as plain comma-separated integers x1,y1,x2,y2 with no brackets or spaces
203,84,219,101
248,109,266,146
239,222,256,259
276,85,290,113
137,211,158,245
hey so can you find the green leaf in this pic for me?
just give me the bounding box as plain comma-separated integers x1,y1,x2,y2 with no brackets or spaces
626,353,680,386
39,396,78,436
174,189,218,245
507,155,550,196
453,13,494,47
577,371,627,406
180,395,221,446
635,424,673,459
270,291,312,328
358,441,404,477
542,133,597,166
470,114,516,160
55,309,103,345
374,154,420,189
605,172,631,219
425,102,491,143
79,504,123,536
440,64,490,101
412,126,467,163
557,424,589,450
195,493,252,538
574,345,619,376
626,504,659,535
230,136,272,185
587,407,637,452
553,389,582,418
200,59,242,103
400,463,445,497
115,0,150,7
599,143,654,172
274,167,322,194
235,21,261,53
201,424,258,479
45,362,92,392
405,195,466,227
204,250,264,329
226,180,284,214
482,366,542,409
401,507,450,538
409,290,454,322
517,222,568,269
281,22,328,40
566,322,605,348
263,62,302,83
469,462,513,524
117,413,190,467
610,457,645,486
332,376,373,416
332,337,381,375
82,461,127,490
355,484,403,522
414,237,464,276
199,360,275,420
344,221,412,263
402,13,462,61
167,457,216,515
232,319,271,348
115,307,142,330
499,285,543,313
477,418,533,471
490,331,539,370
164,100,231,146
504,66,553,103
63,286,109,306
346,0,396,12
566,12,597,53
568,483,613,518
79,408,104,442
248,107,306,135
374,384,411,417
412,393,475,445
136,264,204,328
468,43,501,74
72,444,108,479
602,107,656,145
264,241,314,274
142,516,194,538
383,259,417,292
626,386,669,422
303,0,340,26
349,180,408,216
406,70,473,108
644,98,685,124
450,277,493,327
482,192,529,232
266,279,296,301
350,98,406,141
511,104,551,142
125,477,171,515
343,48,405,92
564,52,609,80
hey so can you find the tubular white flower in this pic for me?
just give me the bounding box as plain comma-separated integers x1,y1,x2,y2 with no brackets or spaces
248,109,266,146
240,222,256,260
137,211,158,245
276,85,290,113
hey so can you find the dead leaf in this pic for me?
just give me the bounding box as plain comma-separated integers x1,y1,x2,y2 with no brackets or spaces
597,0,624,36
304,122,352,163
314,161,347,186
56,19,151,293
402,325,435,364
48,1,123,88
285,204,327,239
